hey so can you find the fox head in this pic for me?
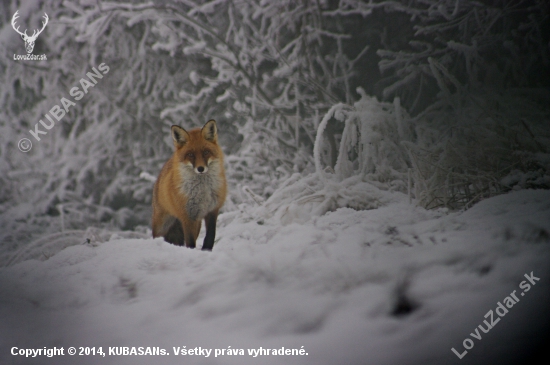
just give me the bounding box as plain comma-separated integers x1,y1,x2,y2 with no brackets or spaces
171,120,221,175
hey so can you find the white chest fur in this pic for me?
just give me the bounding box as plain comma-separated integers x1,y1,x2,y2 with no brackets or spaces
178,160,222,221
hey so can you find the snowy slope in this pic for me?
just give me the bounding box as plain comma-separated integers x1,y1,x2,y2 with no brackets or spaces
1,189,549,365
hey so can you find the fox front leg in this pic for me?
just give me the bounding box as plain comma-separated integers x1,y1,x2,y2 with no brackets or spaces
201,209,219,251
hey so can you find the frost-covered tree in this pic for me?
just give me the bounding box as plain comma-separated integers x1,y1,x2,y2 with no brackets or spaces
373,0,550,208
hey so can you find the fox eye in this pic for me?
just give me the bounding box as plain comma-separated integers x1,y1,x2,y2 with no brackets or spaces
186,152,195,159
203,150,211,157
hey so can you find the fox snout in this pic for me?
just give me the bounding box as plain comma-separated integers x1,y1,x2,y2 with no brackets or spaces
195,165,208,174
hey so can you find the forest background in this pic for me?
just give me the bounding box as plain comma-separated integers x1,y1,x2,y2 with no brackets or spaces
0,0,549,261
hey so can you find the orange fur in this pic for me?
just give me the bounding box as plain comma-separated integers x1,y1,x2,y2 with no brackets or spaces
152,120,227,250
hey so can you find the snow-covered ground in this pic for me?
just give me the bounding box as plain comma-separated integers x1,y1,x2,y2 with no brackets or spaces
1,189,549,365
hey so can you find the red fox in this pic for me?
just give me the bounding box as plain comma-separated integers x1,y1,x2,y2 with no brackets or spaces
152,120,227,251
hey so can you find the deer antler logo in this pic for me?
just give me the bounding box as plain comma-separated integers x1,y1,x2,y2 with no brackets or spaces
11,11,49,54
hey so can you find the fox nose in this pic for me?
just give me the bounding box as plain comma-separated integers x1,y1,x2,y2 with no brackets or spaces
196,166,208,174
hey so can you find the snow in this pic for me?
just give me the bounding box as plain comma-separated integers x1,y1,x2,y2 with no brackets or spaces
1,190,549,365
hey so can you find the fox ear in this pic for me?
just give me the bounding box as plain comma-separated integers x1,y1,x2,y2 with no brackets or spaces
171,125,189,148
202,120,217,142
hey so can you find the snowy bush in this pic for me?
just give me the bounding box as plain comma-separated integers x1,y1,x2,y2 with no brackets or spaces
405,87,550,209
373,0,550,209
257,89,412,224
